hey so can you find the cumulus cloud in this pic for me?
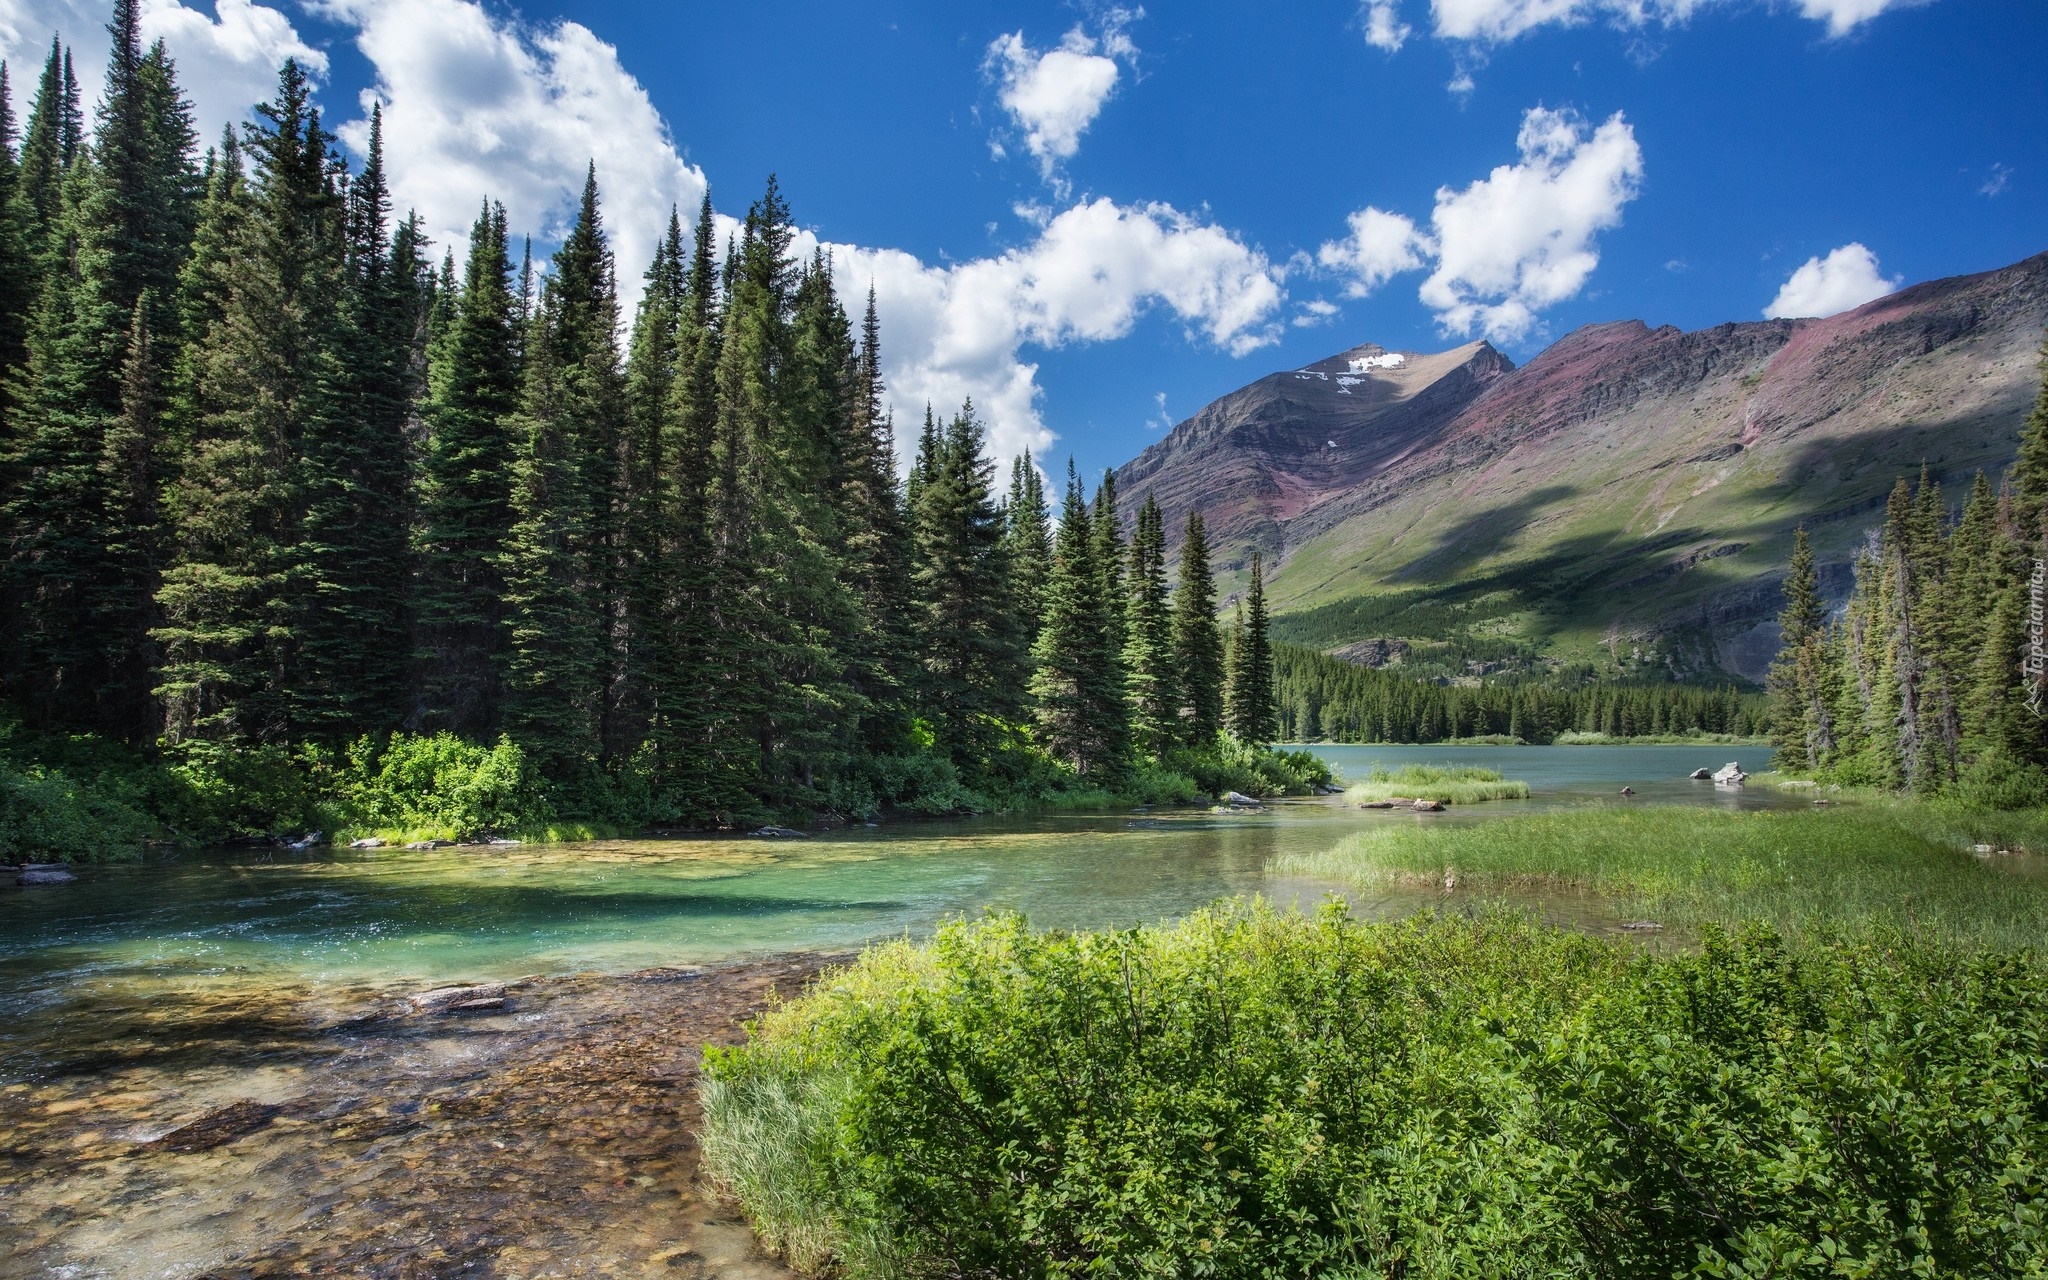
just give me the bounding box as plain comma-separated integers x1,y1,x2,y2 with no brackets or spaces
822,198,1286,465
320,0,705,310
0,0,324,142
1317,206,1430,298
1318,106,1642,343
1763,242,1899,319
985,9,1140,187
1362,0,1412,51
1420,107,1642,341
1420,0,1920,52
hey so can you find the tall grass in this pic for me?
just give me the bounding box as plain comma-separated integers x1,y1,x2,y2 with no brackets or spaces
1280,802,2048,947
1342,763,1530,805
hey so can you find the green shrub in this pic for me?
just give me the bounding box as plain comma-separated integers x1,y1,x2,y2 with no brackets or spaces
703,905,2048,1279
0,760,158,862
161,739,326,839
1946,747,2048,811
1170,737,1333,799
333,732,545,840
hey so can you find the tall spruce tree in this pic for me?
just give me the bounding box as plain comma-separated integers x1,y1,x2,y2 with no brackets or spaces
1224,550,1278,746
154,59,341,746
2010,335,2048,546
1123,493,1177,757
834,283,914,755
1767,526,1829,770
911,400,1027,768
1171,508,1225,744
620,207,685,763
292,105,418,740
415,201,519,736
1031,464,1127,775
1004,449,1052,647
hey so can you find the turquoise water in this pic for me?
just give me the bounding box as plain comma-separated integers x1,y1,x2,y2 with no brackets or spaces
0,746,1794,1027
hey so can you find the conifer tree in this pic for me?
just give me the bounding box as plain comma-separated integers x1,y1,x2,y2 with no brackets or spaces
1768,526,1829,770
415,201,519,736
1171,508,1225,744
1004,449,1051,646
0,63,34,396
2010,336,2048,545
620,207,685,758
1092,468,1126,662
294,104,417,738
835,283,913,754
1225,550,1278,746
1031,465,1127,775
911,400,1027,767
500,297,601,781
155,59,341,745
1123,493,1177,757
13,40,70,268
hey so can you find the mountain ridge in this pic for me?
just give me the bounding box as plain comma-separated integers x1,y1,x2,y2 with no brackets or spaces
1114,249,2048,682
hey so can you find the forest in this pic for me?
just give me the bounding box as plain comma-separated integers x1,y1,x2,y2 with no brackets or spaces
1272,643,1764,744
0,9,1320,852
1767,358,2048,808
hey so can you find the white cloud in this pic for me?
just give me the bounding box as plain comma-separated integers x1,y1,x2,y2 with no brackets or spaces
1293,298,1340,327
321,0,705,311
1982,163,2012,198
1317,206,1431,298
1419,106,1642,341
1423,0,1920,49
1763,242,1898,319
984,10,1140,187
823,197,1286,466
1363,0,1412,51
1318,106,1642,343
0,0,324,143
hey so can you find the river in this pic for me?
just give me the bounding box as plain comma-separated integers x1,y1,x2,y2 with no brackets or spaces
0,743,1791,1278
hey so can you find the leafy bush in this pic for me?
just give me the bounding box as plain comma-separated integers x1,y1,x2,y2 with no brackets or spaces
1170,737,1333,799
162,739,327,839
704,905,2048,1279
333,732,545,840
0,760,158,862
1946,747,2048,811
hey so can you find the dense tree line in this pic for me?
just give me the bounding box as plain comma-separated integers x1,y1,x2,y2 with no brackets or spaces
1769,350,2048,801
1274,643,1764,744
0,17,1292,828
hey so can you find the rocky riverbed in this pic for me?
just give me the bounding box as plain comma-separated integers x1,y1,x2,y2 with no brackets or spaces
0,954,837,1278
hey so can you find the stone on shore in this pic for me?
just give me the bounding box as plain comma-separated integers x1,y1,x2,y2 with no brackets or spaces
410,983,508,1013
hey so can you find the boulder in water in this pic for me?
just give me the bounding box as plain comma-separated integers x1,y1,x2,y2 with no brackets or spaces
1712,762,1747,785
1411,799,1444,812
750,825,808,838
1619,786,1636,795
411,983,508,1013
1689,768,1712,780
17,864,76,885
1222,791,1262,807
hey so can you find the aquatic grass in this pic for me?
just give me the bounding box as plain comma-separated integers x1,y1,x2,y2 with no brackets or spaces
1280,803,2048,948
701,903,2048,1278
1342,763,1530,805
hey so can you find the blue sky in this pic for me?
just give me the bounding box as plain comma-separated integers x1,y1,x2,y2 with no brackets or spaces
3,0,2041,483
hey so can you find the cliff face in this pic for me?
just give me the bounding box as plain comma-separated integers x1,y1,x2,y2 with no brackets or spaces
1113,251,2048,681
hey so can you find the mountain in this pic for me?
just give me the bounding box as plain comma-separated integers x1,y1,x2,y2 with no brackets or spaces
1114,250,2048,682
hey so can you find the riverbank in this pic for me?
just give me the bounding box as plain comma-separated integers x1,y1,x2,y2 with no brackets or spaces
0,953,836,1279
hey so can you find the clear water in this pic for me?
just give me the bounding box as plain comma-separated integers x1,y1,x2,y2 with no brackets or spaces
2,746,1782,990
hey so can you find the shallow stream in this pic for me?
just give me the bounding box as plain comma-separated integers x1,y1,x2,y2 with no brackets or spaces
0,743,1800,1277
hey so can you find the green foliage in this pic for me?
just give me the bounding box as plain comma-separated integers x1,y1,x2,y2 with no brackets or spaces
1223,550,1278,747
1166,736,1330,799
1171,509,1226,746
160,737,324,839
1343,763,1531,804
0,757,156,861
705,904,2048,1279
333,731,542,839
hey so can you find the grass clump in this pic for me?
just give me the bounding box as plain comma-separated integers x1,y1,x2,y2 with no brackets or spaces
1342,762,1529,805
1281,803,2048,948
703,903,2048,1279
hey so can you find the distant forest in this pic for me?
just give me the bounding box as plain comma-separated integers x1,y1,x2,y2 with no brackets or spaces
1271,643,1765,744
0,6,1315,838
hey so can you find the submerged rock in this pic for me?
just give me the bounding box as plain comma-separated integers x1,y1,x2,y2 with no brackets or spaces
1621,921,1663,932
349,838,385,849
1411,799,1444,812
749,825,808,838
1359,800,1396,810
410,983,508,1013
155,1100,282,1152
403,839,457,851
17,864,76,885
